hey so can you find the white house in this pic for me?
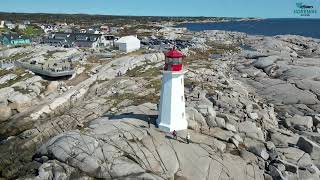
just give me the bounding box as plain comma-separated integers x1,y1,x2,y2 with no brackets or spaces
115,35,140,53
18,24,27,30
5,21,16,30
41,25,58,34
0,21,4,28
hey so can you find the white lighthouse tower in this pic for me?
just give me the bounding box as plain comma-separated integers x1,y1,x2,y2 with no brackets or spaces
157,48,188,132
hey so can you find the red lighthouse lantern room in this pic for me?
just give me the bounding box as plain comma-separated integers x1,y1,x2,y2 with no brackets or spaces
164,48,184,72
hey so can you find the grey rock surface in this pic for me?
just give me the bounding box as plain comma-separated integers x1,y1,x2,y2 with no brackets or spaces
36,112,264,180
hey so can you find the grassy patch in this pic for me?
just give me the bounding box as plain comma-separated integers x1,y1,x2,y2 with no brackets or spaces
109,92,159,108
113,49,146,59
0,68,33,89
184,43,239,63
43,50,66,59
126,63,160,78
0,138,38,179
185,78,201,89
207,41,239,52
0,74,33,89
0,69,11,77
86,56,99,63
21,25,43,37
146,79,161,92
86,55,104,64
1,52,31,61
12,86,30,94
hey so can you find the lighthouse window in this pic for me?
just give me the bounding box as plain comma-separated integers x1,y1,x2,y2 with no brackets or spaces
173,59,178,64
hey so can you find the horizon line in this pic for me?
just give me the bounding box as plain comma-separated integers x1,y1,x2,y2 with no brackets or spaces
0,11,319,20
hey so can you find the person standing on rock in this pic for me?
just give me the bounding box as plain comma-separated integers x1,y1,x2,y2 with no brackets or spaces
186,133,190,144
147,117,151,128
197,92,200,99
172,130,177,140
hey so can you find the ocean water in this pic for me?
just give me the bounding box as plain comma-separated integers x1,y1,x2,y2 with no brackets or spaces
176,18,320,39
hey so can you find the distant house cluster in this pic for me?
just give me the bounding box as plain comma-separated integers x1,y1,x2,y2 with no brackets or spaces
0,20,31,30
0,34,31,46
43,32,115,48
40,24,112,35
0,19,141,52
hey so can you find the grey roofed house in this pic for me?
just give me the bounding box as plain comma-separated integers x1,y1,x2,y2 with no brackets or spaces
74,33,100,41
44,32,103,48
74,33,102,48
44,32,74,47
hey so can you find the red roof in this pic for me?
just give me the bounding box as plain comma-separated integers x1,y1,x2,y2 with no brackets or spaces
165,48,184,58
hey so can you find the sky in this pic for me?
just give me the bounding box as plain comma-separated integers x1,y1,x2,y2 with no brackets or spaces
0,0,319,18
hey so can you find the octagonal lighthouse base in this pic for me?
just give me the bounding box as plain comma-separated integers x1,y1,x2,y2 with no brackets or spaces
157,70,188,132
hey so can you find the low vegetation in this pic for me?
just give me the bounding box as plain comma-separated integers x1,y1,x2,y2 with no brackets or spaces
20,25,44,37
185,43,239,63
108,92,159,108
0,68,33,89
1,52,31,61
126,63,161,78
43,50,66,59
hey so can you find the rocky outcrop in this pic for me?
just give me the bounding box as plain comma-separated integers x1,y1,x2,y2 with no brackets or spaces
34,104,264,180
97,53,165,81
0,103,11,122
0,87,14,102
297,137,320,163
237,35,320,116
1,31,320,180
8,92,32,113
0,74,17,85
45,81,60,94
285,115,313,131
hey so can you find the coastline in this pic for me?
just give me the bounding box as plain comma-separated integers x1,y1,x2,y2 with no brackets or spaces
172,17,263,26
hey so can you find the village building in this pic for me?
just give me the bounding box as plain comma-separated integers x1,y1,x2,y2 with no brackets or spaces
0,34,31,46
100,25,110,34
73,33,107,48
44,32,109,48
18,24,27,30
44,32,74,47
79,29,87,33
41,25,58,34
4,21,16,30
115,35,141,53
0,21,4,28
22,20,31,25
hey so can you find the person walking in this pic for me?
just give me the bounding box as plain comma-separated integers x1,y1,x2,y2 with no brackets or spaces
172,130,177,140
197,92,200,99
186,133,190,144
147,117,151,128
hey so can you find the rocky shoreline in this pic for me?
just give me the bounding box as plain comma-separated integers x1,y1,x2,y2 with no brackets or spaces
1,30,320,179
